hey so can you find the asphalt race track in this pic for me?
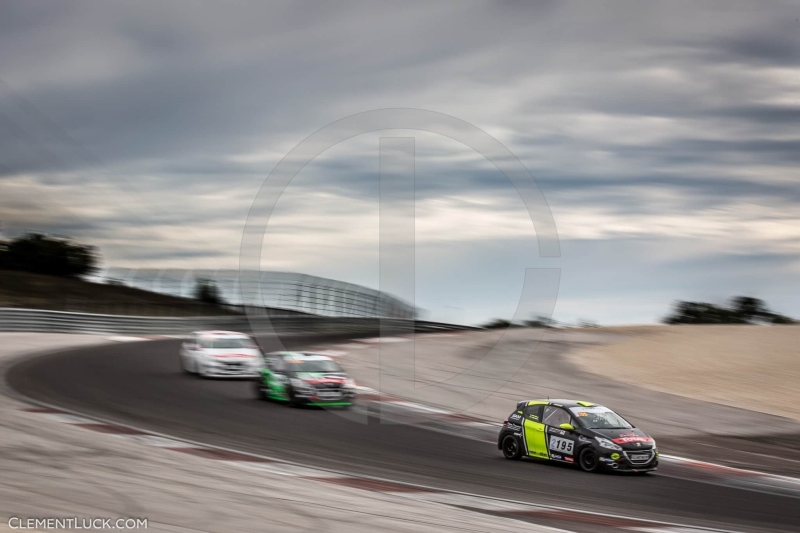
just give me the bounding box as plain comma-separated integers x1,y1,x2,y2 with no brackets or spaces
7,338,799,533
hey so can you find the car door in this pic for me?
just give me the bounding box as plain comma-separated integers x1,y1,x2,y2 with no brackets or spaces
542,405,578,462
184,335,200,370
521,403,548,458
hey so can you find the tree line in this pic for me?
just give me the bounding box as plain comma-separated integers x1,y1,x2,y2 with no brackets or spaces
0,232,226,306
480,296,795,329
0,233,99,278
663,296,795,324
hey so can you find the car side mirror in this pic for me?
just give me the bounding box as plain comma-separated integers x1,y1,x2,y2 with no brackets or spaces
559,423,575,431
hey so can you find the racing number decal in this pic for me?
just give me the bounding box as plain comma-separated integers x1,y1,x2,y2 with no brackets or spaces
549,436,574,454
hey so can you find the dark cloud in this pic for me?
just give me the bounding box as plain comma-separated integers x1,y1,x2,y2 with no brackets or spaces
1,0,799,322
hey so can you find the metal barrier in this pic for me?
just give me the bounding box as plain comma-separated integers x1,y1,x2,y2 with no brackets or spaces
0,308,476,336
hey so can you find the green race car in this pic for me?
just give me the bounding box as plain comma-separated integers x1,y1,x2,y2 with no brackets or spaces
254,352,355,407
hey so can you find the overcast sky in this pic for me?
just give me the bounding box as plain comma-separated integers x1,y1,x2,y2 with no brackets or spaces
1,1,799,324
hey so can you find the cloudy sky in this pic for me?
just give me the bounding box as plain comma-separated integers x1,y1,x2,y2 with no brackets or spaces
1,1,799,324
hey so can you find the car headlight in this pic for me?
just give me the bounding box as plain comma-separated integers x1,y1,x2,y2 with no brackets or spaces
595,437,623,451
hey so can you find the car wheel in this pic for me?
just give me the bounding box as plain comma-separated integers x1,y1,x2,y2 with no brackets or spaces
287,387,300,408
254,378,268,400
578,447,601,473
501,435,522,460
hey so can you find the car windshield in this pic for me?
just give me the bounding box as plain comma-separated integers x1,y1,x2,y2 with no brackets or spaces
569,406,632,429
204,338,255,349
287,360,342,373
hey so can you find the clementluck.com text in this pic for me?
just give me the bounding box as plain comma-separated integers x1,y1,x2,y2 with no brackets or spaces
8,518,148,530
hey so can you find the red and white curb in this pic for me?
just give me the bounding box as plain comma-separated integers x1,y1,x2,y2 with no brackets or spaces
19,405,746,533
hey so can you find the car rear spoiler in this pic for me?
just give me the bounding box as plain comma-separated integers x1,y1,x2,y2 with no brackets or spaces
516,400,527,410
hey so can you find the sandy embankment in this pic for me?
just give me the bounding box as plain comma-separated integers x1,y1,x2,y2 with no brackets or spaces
567,325,800,421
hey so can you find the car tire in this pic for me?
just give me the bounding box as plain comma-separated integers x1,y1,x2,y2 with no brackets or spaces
578,447,601,473
501,435,522,460
287,387,299,407
254,378,268,400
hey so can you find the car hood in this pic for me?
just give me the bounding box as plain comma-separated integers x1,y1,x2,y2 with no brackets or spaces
205,349,260,359
295,372,348,385
589,428,655,449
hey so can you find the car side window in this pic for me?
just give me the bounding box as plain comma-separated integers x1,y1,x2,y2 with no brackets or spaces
542,406,571,427
522,404,543,423
271,357,286,372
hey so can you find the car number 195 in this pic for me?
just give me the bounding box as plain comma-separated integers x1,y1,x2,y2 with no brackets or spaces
549,436,574,454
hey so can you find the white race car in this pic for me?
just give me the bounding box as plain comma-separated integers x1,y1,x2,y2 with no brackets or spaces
180,331,262,378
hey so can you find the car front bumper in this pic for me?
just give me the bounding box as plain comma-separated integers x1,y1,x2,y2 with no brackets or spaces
204,364,261,377
293,388,355,405
600,448,658,472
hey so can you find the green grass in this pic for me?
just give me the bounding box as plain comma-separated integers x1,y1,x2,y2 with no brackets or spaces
0,270,238,316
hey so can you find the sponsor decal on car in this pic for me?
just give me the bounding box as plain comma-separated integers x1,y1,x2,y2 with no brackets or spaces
548,427,566,436
551,454,562,460
611,436,653,444
564,457,574,463
548,436,574,454
610,452,621,460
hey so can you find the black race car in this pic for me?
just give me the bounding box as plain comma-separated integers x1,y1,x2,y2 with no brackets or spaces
498,399,657,473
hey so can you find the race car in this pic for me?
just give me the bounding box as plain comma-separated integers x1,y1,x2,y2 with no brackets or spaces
180,331,262,378
498,399,657,473
254,351,355,407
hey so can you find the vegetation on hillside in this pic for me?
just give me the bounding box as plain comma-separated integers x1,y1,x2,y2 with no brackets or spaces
0,233,98,278
480,315,555,329
0,233,234,316
0,270,239,316
663,296,795,324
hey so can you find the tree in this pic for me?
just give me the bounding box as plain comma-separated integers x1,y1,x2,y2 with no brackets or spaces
193,278,225,306
524,315,555,328
0,233,98,278
481,318,513,329
730,296,767,322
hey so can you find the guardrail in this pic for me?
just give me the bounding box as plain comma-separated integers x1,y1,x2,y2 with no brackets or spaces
0,308,477,336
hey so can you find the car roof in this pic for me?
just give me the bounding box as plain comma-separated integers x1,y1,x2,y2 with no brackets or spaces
520,399,602,409
270,351,334,362
194,330,250,338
